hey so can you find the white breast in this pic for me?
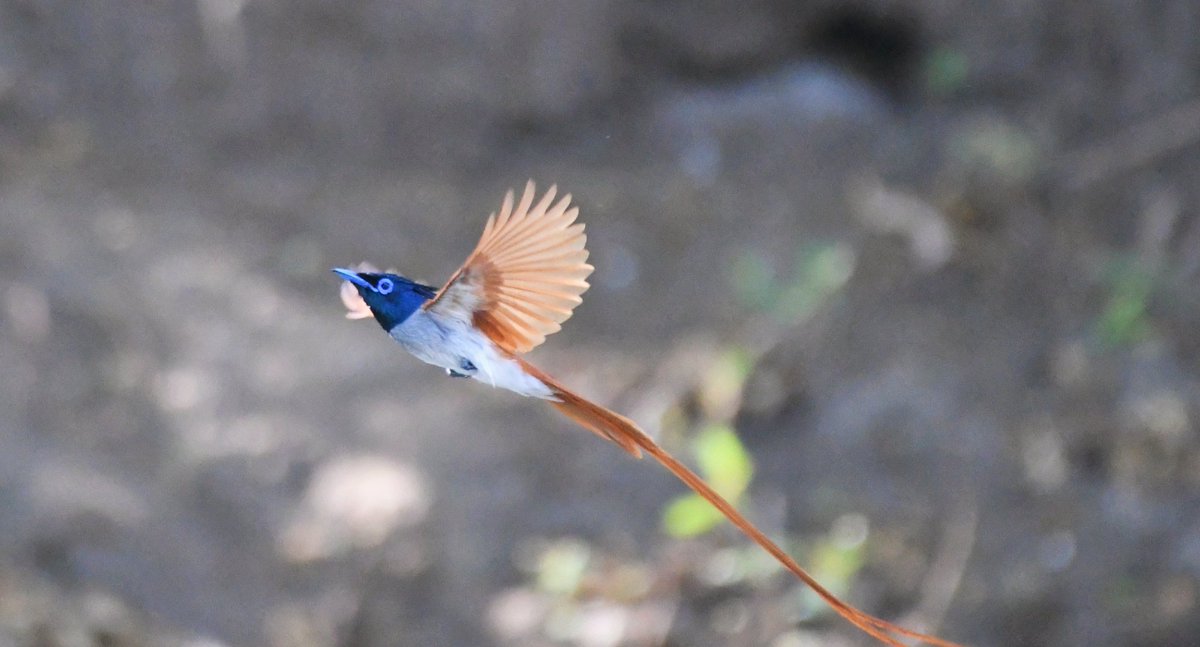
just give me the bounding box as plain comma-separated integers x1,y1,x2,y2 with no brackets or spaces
389,310,554,399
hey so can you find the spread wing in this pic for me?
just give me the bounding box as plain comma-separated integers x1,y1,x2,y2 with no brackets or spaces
423,181,593,355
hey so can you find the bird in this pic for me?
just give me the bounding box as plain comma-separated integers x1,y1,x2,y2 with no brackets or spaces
334,181,962,647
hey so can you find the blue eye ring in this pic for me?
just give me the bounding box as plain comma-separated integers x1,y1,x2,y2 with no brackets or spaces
377,278,394,295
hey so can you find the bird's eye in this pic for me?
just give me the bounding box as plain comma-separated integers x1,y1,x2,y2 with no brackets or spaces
377,278,394,295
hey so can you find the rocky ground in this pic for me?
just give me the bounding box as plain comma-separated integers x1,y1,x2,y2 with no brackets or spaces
2,2,1199,646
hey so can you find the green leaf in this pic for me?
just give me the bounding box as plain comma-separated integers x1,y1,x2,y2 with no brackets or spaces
694,423,754,500
663,493,725,537
795,537,865,619
661,424,756,538
1095,258,1156,347
812,538,865,584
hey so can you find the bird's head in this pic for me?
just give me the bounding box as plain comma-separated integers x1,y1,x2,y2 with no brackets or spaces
332,268,435,331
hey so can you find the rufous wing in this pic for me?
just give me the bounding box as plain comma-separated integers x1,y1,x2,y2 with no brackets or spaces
424,181,593,355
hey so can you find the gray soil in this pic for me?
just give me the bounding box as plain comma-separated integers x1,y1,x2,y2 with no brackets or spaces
2,2,1199,646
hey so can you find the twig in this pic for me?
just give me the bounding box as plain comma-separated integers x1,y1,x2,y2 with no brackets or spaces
901,502,978,640
1056,98,1200,191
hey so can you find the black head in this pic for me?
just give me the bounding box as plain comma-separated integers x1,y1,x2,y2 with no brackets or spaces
333,268,436,331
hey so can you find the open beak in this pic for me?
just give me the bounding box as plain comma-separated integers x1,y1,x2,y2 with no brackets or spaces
332,268,376,291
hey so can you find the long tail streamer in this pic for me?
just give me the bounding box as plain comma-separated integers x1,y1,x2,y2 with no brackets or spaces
522,359,964,647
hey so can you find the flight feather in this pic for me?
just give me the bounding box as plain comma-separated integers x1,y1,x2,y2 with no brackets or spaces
425,181,594,354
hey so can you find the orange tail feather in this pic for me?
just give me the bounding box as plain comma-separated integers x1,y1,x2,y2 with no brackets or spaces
519,359,964,647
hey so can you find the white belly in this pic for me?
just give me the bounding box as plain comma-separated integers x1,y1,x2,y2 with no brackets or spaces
389,310,554,399
470,347,555,398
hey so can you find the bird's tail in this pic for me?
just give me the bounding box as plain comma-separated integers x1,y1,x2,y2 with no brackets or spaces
518,359,964,647
519,358,647,458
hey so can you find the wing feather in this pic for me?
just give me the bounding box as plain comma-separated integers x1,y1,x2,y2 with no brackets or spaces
424,181,595,354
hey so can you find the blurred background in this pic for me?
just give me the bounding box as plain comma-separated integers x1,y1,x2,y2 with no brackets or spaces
2,1,1199,645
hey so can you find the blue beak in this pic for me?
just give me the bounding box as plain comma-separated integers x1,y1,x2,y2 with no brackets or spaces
332,268,376,291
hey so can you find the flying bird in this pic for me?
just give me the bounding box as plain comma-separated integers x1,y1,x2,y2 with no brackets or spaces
334,181,962,647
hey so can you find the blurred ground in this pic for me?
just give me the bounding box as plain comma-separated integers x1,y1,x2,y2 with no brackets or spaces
2,1,1200,646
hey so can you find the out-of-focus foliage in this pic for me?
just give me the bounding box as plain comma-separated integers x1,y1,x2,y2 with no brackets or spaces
662,423,755,537
1095,257,1158,347
696,347,755,420
924,47,971,96
729,243,854,322
534,538,594,596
